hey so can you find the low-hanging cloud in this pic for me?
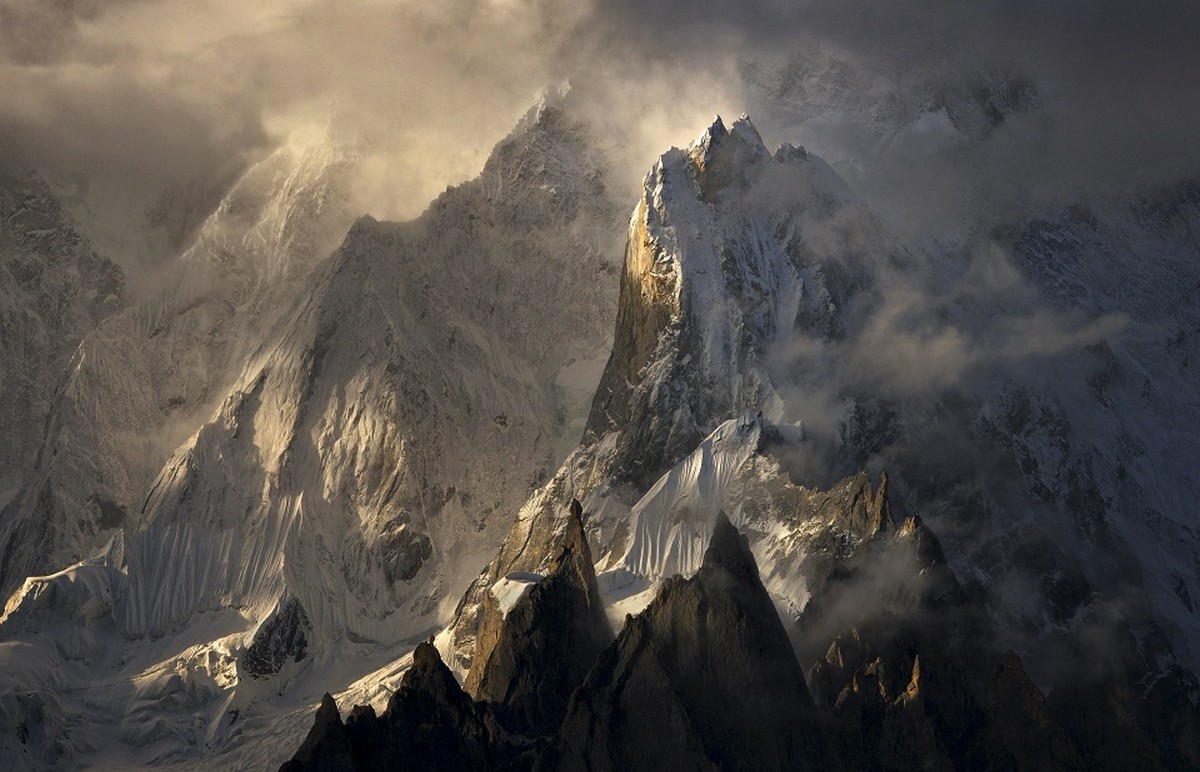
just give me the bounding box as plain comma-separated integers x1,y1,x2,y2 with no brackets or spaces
2,0,1197,265
785,248,1127,400
760,222,1132,499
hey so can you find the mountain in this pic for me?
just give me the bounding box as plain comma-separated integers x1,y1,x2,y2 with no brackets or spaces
0,90,624,771
287,506,1083,770
551,512,828,771
442,113,898,673
281,644,505,772
418,112,1200,770
465,499,613,738
3,74,1199,769
278,501,614,771
0,132,359,596
0,151,124,511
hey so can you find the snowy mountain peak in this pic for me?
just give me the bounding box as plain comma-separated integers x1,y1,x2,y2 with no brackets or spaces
586,116,881,488
520,81,576,130
688,113,767,158
443,120,899,679
186,128,359,283
687,114,771,201
691,114,729,153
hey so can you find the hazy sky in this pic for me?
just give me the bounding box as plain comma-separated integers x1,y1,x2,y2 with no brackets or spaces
2,0,1198,236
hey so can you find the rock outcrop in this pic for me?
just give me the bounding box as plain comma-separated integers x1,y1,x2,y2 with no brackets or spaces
279,643,505,772
799,508,1087,771
550,513,829,771
981,651,1083,771
244,594,313,679
280,694,354,772
466,500,613,737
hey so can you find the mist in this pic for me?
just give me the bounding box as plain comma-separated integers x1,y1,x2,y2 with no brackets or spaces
3,0,1197,272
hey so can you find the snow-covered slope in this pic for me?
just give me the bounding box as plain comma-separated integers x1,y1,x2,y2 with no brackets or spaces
0,90,623,771
0,132,359,597
986,185,1200,664
0,156,124,511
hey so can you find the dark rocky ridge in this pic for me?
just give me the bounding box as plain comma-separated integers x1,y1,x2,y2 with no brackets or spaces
794,506,1087,771
282,514,834,772
284,496,1199,771
548,512,828,771
280,643,505,772
280,499,614,771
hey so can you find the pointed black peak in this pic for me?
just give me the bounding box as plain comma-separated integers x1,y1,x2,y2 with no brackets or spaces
692,114,769,160
279,693,351,771
393,639,468,712
897,513,949,568
705,115,729,141
555,512,827,770
701,512,761,584
996,649,1026,675
689,116,728,165
711,510,739,547
557,498,592,566
316,692,342,724
411,640,443,673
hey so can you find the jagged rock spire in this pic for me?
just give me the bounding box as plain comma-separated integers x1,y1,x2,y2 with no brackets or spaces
553,514,828,771
279,643,503,771
467,498,613,737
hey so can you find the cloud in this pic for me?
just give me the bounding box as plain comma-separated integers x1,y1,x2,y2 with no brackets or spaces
1,0,1196,265
779,235,1126,395
579,0,1200,238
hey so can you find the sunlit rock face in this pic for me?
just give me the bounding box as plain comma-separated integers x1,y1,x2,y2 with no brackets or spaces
465,500,613,738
